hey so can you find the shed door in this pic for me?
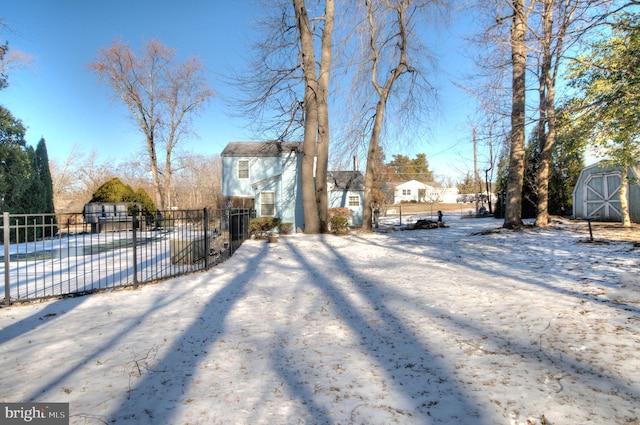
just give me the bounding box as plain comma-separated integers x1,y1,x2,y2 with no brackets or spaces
583,172,622,221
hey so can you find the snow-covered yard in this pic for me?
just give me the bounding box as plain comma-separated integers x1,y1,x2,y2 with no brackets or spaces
0,216,638,424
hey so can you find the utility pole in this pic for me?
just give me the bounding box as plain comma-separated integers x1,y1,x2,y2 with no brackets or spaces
485,129,494,214
473,128,480,216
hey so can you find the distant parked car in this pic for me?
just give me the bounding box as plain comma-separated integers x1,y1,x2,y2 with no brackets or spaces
456,194,474,203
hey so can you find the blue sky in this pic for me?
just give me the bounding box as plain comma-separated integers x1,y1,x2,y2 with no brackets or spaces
2,0,483,181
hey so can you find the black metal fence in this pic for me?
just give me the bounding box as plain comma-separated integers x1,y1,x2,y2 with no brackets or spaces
1,208,255,305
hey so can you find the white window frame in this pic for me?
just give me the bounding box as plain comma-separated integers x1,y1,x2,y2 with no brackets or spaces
348,196,360,207
238,160,249,179
402,189,411,196
260,191,275,217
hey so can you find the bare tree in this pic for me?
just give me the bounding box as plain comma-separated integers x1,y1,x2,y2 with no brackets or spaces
294,0,323,233
50,146,117,213
0,21,33,89
351,0,443,231
315,0,334,231
172,154,222,209
287,0,335,233
503,0,535,229
531,0,615,227
90,39,213,210
50,144,83,203
231,0,334,233
162,57,214,209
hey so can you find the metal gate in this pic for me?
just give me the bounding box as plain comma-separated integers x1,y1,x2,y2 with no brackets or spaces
228,208,255,254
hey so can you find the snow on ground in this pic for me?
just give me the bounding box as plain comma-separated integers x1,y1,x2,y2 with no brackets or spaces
0,216,639,425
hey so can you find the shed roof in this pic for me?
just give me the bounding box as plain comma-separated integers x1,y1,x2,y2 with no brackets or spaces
328,171,365,191
221,141,302,157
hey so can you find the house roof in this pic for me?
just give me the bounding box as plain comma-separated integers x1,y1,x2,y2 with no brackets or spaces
328,171,365,191
392,180,442,189
221,141,302,157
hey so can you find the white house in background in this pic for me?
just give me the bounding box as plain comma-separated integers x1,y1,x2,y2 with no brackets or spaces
439,187,460,204
393,180,453,204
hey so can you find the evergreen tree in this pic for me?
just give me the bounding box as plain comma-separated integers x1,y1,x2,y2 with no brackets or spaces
457,172,485,195
90,178,138,203
22,145,44,213
548,108,585,216
35,138,55,213
387,153,434,182
510,107,585,220
567,13,640,226
90,178,157,215
0,106,30,213
134,188,156,214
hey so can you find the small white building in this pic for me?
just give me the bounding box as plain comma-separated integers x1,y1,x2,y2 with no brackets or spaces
572,161,640,223
393,180,450,204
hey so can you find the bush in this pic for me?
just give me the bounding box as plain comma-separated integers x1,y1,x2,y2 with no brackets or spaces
279,222,293,235
329,215,350,235
249,217,282,239
327,208,352,235
328,207,352,218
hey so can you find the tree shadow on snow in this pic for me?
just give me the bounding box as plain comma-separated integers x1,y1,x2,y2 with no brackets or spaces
282,237,491,424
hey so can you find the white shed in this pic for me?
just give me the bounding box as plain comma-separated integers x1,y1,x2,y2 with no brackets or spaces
572,161,640,223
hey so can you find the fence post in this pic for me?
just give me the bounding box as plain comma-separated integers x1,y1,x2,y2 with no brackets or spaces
203,208,209,269
3,212,10,306
132,214,138,289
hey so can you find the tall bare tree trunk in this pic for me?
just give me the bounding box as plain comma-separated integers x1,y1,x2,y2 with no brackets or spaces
294,0,321,233
534,0,554,227
316,0,334,233
620,164,631,227
164,148,173,209
534,0,575,227
361,0,412,231
146,134,165,210
504,0,528,229
363,99,387,231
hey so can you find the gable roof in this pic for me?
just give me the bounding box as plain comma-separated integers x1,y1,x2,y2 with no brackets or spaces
221,141,302,157
577,160,640,177
328,171,365,191
392,180,443,189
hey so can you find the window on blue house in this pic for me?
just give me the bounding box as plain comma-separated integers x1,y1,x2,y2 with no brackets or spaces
238,160,249,179
261,191,275,216
348,196,359,207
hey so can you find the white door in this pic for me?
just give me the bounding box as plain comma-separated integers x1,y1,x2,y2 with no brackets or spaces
583,172,622,221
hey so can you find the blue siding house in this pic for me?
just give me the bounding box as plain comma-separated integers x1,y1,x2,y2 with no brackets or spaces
328,170,365,227
221,141,304,230
221,141,365,231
